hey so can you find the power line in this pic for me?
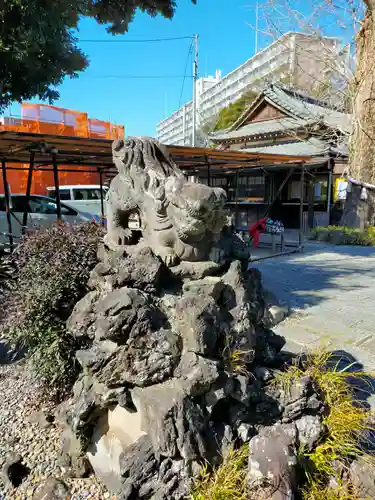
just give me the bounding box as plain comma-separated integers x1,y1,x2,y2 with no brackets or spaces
79,36,193,43
178,39,194,109
79,74,193,79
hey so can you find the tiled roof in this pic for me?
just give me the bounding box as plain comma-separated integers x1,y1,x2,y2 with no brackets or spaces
262,85,351,133
212,116,310,141
211,84,351,142
240,137,348,157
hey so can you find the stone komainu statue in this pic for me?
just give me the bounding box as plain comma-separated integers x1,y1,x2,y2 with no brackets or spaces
105,137,227,266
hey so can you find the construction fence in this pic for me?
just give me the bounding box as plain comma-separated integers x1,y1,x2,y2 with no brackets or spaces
0,103,124,195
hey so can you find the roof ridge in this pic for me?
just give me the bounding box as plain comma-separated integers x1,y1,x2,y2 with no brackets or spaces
266,83,347,115
209,116,318,142
263,85,302,119
228,92,264,131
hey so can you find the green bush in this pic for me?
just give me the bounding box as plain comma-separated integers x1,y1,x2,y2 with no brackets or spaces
3,222,105,399
214,91,257,131
310,225,375,246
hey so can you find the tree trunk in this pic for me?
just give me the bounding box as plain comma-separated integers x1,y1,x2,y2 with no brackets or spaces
350,3,375,183
341,1,375,226
340,183,374,228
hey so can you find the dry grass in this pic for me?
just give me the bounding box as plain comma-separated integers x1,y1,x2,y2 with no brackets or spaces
301,480,359,500
191,349,375,500
229,349,253,376
275,349,375,499
190,445,249,500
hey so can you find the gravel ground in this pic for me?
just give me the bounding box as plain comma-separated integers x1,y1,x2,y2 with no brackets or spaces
0,360,114,499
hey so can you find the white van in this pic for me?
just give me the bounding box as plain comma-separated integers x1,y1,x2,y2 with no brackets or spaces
0,194,101,253
46,185,109,216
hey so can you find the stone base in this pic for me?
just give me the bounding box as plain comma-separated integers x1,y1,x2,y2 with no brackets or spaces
60,246,297,498
87,405,145,491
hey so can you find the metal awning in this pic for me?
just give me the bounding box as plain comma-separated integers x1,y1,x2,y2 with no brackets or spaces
0,130,312,171
0,130,318,253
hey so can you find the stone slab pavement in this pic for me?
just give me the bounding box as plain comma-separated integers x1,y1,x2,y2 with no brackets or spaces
252,242,375,371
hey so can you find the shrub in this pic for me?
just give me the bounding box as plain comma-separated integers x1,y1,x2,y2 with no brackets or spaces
0,255,14,292
0,255,15,323
3,222,105,399
214,91,257,131
310,225,375,246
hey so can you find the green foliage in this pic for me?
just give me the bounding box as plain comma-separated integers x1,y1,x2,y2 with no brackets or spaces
301,481,363,500
214,91,258,131
3,222,104,399
190,445,249,500
191,349,375,500
275,349,375,499
228,348,253,376
310,225,375,246
0,0,195,109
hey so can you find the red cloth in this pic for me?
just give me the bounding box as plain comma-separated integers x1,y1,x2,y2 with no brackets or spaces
249,217,267,248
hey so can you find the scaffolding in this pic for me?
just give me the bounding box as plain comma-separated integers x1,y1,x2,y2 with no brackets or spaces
1,103,124,194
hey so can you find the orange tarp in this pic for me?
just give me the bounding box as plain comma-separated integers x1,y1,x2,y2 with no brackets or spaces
2,169,102,196
0,103,124,195
2,167,102,196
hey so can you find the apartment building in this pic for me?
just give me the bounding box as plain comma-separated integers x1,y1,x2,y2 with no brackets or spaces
156,32,344,146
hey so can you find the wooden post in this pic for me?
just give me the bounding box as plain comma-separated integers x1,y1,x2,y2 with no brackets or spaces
327,155,334,221
1,159,13,252
206,156,211,187
52,154,62,220
22,151,35,234
272,234,277,254
299,164,305,248
262,167,295,219
235,170,239,229
307,176,315,231
99,169,105,225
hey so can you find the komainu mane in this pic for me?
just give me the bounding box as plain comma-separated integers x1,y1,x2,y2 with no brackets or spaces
105,137,227,266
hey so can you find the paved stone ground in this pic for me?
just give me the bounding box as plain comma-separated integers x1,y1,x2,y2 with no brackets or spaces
253,242,375,371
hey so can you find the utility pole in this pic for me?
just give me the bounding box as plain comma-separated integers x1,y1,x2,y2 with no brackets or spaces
192,34,199,147
164,92,168,118
255,2,259,54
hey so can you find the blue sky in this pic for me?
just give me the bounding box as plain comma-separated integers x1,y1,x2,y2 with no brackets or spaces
6,0,356,137
8,0,265,136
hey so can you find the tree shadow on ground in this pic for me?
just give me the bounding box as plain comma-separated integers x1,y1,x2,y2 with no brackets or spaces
326,350,375,454
325,350,375,405
251,244,375,310
306,242,375,258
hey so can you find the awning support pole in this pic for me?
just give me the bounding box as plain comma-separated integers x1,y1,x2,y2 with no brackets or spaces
99,169,105,225
52,154,62,220
299,163,305,249
205,155,211,187
235,170,239,228
262,167,295,219
327,155,334,219
307,176,315,231
1,159,13,252
22,151,35,234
